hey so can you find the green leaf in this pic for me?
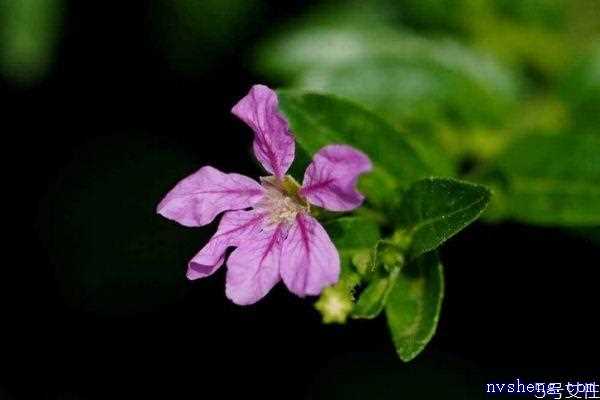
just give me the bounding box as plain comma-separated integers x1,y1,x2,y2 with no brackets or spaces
256,25,400,80
386,251,444,362
324,216,380,276
297,50,518,129
352,239,406,319
396,178,491,259
325,216,380,254
352,266,401,320
263,24,519,176
258,24,519,128
486,134,600,226
278,91,440,207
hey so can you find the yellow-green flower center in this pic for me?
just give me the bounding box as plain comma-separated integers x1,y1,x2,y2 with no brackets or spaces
258,175,309,225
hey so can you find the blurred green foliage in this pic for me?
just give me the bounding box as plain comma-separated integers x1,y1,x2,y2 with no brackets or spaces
256,0,600,229
561,44,600,135
262,29,519,130
482,134,600,225
0,0,63,85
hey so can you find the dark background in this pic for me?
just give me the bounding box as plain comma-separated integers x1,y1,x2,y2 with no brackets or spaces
4,1,599,399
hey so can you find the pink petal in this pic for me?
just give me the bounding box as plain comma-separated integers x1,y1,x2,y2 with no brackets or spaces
187,210,264,280
225,222,288,305
231,84,295,179
299,144,372,212
280,213,340,297
157,166,264,227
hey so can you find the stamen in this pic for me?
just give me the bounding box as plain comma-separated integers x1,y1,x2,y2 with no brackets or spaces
258,175,309,225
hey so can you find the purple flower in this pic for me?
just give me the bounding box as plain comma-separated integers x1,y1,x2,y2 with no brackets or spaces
157,85,372,305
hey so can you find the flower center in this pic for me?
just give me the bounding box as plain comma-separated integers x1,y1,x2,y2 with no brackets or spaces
258,176,309,225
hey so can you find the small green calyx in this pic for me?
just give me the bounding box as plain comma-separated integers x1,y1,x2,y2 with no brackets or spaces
390,229,412,252
379,244,405,273
369,240,406,274
315,278,355,324
351,250,372,275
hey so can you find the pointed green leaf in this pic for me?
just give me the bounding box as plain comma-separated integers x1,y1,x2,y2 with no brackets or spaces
385,251,444,362
397,178,491,259
278,91,439,206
